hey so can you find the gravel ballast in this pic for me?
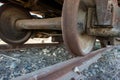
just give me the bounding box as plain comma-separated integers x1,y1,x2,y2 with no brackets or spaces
0,45,73,80
0,44,120,80
80,46,120,80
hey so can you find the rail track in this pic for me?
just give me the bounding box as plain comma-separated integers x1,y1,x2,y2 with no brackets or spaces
12,47,112,80
1,0,120,79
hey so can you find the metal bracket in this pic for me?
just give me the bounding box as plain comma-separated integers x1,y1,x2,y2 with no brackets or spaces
95,0,113,26
87,0,120,37
95,0,120,29
87,8,120,37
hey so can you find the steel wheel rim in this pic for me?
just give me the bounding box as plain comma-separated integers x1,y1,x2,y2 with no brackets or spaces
0,4,32,45
62,0,96,56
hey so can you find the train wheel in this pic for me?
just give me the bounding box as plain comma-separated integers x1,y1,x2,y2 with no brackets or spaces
62,0,96,56
0,4,32,46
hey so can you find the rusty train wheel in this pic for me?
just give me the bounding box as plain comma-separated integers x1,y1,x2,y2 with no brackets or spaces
62,0,96,56
0,4,32,46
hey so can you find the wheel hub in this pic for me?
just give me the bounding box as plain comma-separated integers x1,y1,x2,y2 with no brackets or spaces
0,4,32,45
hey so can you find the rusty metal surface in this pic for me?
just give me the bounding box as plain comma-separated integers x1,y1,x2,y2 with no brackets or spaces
62,0,96,56
87,8,120,37
89,28,120,37
93,0,119,27
16,17,61,30
95,0,113,26
13,47,111,80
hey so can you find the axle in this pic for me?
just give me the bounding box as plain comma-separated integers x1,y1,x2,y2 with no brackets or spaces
16,17,61,30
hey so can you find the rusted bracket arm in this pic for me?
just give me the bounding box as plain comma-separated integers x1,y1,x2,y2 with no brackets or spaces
87,7,120,37
95,0,113,26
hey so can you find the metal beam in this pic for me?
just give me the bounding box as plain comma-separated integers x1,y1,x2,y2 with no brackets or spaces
89,28,120,37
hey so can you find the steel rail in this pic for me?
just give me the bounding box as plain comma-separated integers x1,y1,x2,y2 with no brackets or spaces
13,47,112,80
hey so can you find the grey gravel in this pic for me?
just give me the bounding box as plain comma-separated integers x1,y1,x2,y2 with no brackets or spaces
0,44,73,80
1,44,120,80
80,46,120,80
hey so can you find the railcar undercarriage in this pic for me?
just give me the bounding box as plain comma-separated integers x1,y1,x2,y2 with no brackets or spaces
1,0,120,56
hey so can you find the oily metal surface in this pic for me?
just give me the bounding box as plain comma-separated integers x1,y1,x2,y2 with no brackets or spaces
0,4,31,45
95,0,113,26
62,0,96,56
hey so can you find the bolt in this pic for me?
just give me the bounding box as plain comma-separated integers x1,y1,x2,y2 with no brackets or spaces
73,67,80,75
